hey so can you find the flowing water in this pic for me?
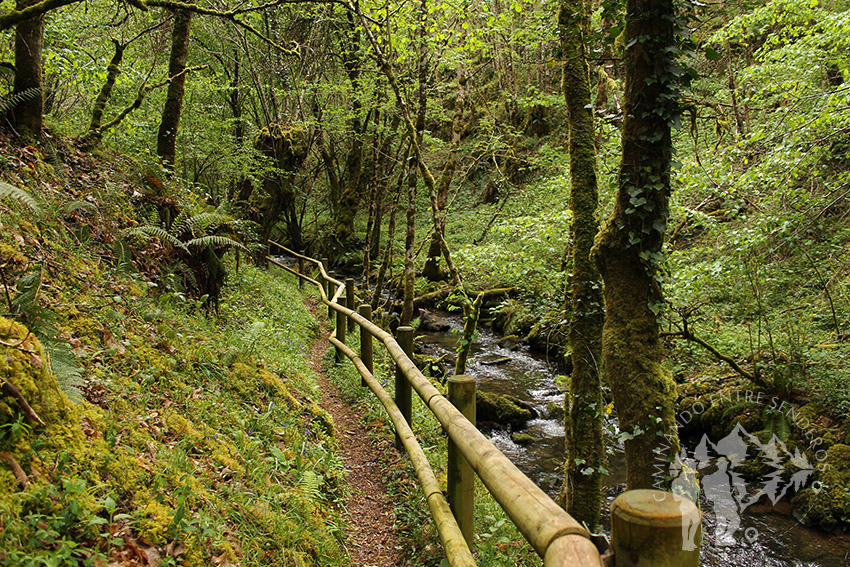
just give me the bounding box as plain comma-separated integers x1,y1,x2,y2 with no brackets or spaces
416,310,850,567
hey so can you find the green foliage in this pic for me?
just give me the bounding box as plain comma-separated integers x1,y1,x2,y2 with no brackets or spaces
0,88,40,118
0,182,41,214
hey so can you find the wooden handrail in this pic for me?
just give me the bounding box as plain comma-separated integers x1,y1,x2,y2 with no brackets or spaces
328,331,476,566
268,252,602,566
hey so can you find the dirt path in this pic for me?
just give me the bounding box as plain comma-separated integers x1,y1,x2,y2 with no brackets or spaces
306,324,404,566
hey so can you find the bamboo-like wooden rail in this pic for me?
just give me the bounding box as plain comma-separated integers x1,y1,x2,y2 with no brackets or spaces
267,243,602,566
268,242,702,566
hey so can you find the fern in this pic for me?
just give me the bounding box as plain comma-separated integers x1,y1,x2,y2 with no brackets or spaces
762,407,791,441
0,87,40,115
185,234,248,251
297,470,323,503
46,341,84,404
177,212,235,236
122,225,187,250
0,181,41,213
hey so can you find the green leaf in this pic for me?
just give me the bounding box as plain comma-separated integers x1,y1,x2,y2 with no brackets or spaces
704,46,723,61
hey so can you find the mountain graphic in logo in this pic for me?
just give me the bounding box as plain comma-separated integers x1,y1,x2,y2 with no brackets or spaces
670,423,814,547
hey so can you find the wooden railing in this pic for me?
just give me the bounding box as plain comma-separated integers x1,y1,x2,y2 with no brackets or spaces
267,243,701,567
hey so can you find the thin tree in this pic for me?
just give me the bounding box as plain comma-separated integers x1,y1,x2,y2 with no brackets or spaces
558,0,604,528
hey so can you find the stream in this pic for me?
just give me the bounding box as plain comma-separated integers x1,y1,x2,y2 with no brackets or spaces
416,310,850,567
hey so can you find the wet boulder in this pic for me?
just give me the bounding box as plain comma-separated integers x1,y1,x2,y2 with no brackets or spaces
418,309,451,333
476,391,538,430
497,335,521,350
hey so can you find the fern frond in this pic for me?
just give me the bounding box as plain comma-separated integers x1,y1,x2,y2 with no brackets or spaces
170,208,191,235
298,470,322,502
0,87,40,115
146,207,161,227
64,200,96,215
182,212,235,235
185,235,247,251
46,341,84,404
762,407,791,441
0,181,41,213
123,225,187,250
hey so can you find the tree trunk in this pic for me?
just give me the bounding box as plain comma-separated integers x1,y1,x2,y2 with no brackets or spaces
423,67,467,281
157,7,193,167
400,155,417,326
593,0,680,490
84,39,125,146
371,165,404,312
9,0,44,142
558,0,605,529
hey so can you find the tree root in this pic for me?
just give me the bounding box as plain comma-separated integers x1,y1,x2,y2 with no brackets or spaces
1,376,45,426
0,451,29,488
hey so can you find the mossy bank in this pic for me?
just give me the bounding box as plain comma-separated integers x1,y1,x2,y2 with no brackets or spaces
0,144,351,566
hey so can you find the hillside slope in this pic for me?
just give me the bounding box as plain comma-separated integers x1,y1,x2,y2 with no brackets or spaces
0,138,351,567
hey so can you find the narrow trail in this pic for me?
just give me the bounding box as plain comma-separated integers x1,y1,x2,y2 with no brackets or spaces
305,305,404,567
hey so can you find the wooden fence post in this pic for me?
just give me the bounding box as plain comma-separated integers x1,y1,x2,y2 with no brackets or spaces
346,278,356,332
335,295,346,364
298,257,305,289
395,326,413,450
359,304,373,388
610,489,701,567
448,374,476,547
321,257,331,319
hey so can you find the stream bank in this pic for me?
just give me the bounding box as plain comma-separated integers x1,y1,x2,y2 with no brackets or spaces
416,310,850,567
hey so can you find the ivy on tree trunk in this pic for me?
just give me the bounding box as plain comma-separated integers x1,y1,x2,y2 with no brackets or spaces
593,0,681,490
10,0,44,142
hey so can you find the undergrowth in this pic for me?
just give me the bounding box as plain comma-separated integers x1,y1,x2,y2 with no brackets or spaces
0,143,350,566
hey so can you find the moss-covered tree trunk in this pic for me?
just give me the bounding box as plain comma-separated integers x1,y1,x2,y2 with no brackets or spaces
156,7,193,167
400,156,417,326
593,0,681,490
558,0,604,529
423,67,467,282
83,39,125,147
9,0,44,142
336,10,365,244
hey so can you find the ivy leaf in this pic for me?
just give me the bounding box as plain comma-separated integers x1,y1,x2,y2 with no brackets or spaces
705,46,723,61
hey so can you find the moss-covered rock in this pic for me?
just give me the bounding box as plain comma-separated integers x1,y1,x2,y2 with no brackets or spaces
791,444,850,531
497,334,521,350
546,402,565,421
523,311,566,355
511,432,535,445
476,391,537,430
0,317,87,491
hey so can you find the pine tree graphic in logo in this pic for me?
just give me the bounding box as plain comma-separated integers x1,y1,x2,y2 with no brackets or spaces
670,423,814,547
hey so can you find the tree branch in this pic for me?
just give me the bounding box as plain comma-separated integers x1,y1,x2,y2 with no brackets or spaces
146,0,300,55
0,0,81,30
662,329,769,388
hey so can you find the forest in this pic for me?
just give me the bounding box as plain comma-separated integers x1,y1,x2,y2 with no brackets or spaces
0,0,849,565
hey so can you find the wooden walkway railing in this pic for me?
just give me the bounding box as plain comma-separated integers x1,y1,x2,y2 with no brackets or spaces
267,243,701,567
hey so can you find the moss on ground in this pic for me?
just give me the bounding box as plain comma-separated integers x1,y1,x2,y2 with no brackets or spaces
0,146,350,567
